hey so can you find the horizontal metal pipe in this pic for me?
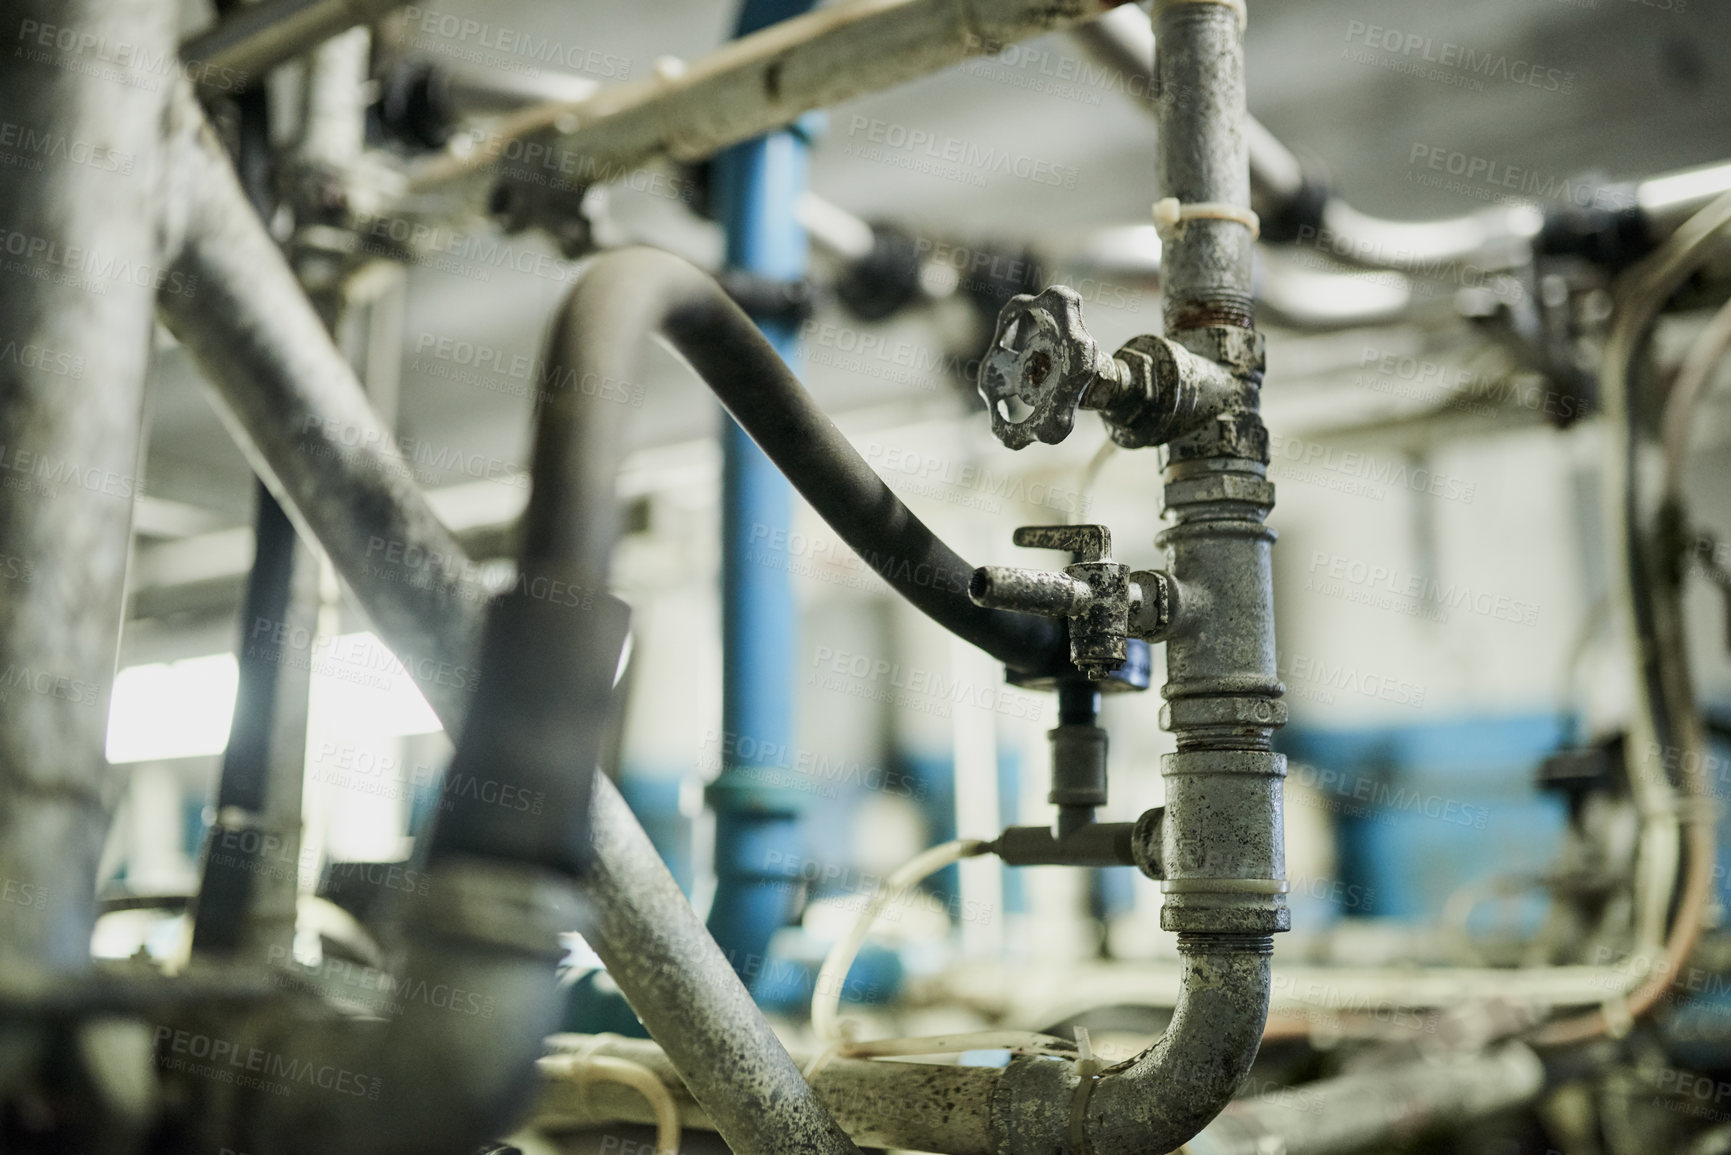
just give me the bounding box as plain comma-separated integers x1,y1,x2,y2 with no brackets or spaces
154,77,857,1155
536,1034,1003,1155
1071,5,1731,273
534,1034,1547,1155
407,0,1132,191
1178,1044,1546,1155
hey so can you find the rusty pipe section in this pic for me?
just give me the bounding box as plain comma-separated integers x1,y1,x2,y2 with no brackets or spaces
154,78,857,1155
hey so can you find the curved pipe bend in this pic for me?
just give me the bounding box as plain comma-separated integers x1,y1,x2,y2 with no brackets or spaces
527,245,1069,674
991,944,1269,1155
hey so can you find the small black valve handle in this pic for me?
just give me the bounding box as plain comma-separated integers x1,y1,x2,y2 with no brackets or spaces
969,524,1173,681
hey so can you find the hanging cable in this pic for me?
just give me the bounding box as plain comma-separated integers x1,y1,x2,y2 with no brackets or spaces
808,839,989,1048
1531,191,1731,1046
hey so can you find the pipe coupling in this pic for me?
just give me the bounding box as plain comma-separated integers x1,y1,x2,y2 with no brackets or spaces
1159,751,1288,935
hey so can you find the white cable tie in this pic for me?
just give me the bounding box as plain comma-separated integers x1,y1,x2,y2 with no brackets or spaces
1153,197,1260,240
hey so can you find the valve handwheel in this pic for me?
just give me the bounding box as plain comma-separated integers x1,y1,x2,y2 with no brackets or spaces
977,285,1111,450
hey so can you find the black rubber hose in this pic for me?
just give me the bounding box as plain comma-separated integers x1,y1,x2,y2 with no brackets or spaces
523,245,1069,675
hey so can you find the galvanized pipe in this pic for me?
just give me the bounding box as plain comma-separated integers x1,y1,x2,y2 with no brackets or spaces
535,1035,1547,1155
406,0,1134,192
991,5,1286,1153
1154,0,1254,332
0,0,173,978
1178,1045,1546,1155
537,1034,1003,1155
154,77,858,1155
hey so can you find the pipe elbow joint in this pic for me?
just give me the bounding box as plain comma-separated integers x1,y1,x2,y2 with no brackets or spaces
990,943,1272,1155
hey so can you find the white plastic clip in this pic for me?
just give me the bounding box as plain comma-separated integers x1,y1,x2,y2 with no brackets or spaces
1153,197,1261,240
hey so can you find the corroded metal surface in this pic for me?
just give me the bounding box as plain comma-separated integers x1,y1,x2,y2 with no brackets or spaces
538,1034,1003,1155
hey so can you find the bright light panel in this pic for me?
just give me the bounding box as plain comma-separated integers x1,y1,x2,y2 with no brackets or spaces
105,633,441,764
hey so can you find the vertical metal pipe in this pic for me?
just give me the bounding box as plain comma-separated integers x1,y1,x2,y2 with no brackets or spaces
191,492,319,963
707,0,817,983
1155,1,1254,331
0,0,172,976
996,7,1285,1153
190,57,316,969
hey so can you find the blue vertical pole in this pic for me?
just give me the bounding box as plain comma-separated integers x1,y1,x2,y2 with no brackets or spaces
705,0,818,989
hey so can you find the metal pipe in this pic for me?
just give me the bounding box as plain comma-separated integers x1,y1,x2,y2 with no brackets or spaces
1000,6,1286,1153
0,0,173,979
1155,2,1253,331
180,0,407,94
189,490,318,965
583,782,861,1155
157,82,491,725
537,1034,1003,1154
1071,4,1731,273
1069,8,1305,221
535,1034,1547,1155
405,0,1133,193
1178,1045,1546,1155
154,78,858,1155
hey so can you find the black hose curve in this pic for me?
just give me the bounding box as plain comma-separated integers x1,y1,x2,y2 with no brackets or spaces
524,246,1069,675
